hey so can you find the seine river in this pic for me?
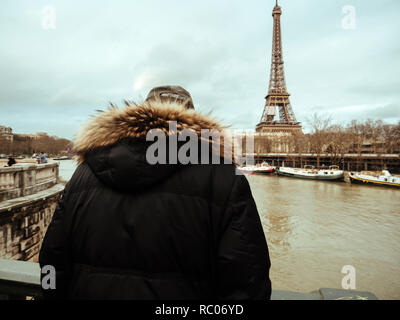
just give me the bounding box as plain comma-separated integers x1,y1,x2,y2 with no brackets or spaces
58,160,400,299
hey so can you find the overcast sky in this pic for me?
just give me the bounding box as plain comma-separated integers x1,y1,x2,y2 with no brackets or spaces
1,0,399,140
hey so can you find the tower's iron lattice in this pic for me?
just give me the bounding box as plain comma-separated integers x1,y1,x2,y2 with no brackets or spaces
256,1,302,133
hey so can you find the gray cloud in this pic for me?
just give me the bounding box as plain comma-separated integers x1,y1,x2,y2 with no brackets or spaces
368,104,399,120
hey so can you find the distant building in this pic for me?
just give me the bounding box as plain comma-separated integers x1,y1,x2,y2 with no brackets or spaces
35,132,48,138
0,125,13,142
14,133,39,140
0,125,13,154
348,140,387,154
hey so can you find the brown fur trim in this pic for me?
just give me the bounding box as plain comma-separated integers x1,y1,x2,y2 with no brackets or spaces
73,100,234,164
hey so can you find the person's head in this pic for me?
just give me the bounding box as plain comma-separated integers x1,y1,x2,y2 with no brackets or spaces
145,85,194,110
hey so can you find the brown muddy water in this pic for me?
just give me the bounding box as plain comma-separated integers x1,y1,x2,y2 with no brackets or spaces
247,174,400,300
59,160,400,299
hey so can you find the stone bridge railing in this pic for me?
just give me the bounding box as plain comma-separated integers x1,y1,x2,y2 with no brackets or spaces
0,162,64,262
0,163,59,202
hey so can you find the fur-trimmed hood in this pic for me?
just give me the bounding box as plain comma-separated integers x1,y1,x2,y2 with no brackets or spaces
72,101,233,192
73,101,229,164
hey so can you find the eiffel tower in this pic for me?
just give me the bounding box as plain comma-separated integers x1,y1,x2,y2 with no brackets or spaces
256,1,302,133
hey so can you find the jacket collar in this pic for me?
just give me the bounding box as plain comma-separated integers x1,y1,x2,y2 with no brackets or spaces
73,101,229,164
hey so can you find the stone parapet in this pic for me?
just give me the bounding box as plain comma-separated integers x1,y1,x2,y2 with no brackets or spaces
0,163,59,202
0,184,64,262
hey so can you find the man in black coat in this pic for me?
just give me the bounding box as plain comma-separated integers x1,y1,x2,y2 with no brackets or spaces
39,86,271,300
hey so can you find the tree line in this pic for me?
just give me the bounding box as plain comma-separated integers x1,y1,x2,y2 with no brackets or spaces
2,117,399,159
299,115,400,155
0,133,72,157
253,116,399,168
291,116,400,167
253,116,400,159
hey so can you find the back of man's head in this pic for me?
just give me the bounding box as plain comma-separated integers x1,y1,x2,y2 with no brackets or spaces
145,85,194,110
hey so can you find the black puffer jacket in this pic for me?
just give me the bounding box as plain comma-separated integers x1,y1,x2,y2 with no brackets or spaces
39,101,271,300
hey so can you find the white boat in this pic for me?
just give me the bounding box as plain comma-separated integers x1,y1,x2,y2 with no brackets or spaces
276,165,344,181
239,162,275,175
349,170,400,188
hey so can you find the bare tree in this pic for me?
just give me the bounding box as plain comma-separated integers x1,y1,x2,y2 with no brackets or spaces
324,124,352,168
307,113,333,167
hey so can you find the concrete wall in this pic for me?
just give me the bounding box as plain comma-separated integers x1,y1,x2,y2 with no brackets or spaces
0,163,64,262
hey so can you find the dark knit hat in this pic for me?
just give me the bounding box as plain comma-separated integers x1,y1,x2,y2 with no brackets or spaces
145,85,194,110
